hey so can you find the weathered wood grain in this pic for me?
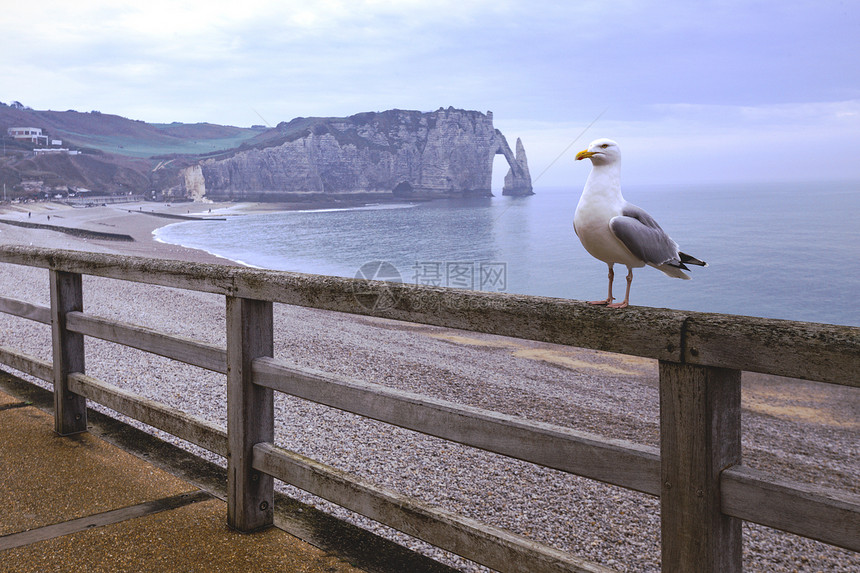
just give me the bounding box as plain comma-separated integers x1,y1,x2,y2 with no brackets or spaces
0,295,51,324
659,361,743,573
252,356,661,495
2,245,857,385
49,269,87,435
67,372,228,457
684,313,859,387
0,245,236,295
226,296,274,532
0,346,53,382
65,311,227,374
722,465,860,553
253,442,615,573
233,268,688,363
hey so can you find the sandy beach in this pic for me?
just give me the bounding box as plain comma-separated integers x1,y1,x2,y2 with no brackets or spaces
0,200,263,263
0,201,857,572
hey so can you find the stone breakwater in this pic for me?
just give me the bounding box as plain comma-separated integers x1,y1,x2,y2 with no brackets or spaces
0,218,134,241
187,108,533,201
0,260,856,571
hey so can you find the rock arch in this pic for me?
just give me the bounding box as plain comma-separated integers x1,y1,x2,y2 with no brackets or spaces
494,132,533,196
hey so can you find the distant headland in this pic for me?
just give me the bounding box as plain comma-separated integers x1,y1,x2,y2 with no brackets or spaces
0,102,532,204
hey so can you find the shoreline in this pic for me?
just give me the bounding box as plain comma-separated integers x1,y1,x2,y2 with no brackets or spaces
0,200,290,265
0,198,421,266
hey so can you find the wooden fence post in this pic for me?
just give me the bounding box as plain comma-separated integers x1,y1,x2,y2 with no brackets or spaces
659,361,742,573
226,296,274,532
49,269,87,435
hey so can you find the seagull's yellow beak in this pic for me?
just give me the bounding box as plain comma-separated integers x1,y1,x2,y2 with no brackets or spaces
575,149,595,161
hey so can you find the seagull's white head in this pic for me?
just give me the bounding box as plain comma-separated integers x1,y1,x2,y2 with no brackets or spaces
575,138,620,166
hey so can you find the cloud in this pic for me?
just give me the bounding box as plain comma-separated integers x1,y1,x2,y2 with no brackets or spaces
500,100,860,186
3,1,859,184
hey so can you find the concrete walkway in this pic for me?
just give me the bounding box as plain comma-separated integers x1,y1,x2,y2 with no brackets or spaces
0,384,375,572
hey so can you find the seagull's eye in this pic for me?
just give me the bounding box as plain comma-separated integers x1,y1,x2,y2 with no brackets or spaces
601,143,609,149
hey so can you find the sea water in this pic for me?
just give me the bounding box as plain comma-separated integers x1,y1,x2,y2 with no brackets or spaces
154,181,860,327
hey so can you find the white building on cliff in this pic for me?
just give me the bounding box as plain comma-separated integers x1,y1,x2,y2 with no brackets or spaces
7,127,49,145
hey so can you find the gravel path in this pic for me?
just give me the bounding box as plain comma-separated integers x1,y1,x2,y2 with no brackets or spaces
0,213,857,572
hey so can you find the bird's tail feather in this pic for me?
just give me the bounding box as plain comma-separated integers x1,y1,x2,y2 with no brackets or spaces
654,263,692,279
679,252,707,267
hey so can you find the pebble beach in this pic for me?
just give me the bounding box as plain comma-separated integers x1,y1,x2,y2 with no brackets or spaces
0,201,857,572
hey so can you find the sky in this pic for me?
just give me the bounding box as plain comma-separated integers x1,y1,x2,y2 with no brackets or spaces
3,0,859,187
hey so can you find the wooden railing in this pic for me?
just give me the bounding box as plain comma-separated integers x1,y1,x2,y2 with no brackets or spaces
0,245,857,573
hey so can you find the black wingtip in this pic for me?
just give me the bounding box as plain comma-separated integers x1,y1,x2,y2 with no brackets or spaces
679,252,707,267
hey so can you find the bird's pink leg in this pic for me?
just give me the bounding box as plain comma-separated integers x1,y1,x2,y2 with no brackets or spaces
607,268,633,309
588,265,615,305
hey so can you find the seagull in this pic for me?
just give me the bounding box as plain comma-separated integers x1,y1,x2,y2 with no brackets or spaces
574,138,706,309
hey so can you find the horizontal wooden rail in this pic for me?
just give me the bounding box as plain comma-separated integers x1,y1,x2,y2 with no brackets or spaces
0,346,229,458
0,346,53,382
67,372,228,457
253,356,661,495
0,245,238,295
252,442,614,573
2,246,857,385
66,312,228,374
7,340,856,564
6,323,857,552
0,296,51,325
0,345,229,458
721,466,860,552
0,295,227,373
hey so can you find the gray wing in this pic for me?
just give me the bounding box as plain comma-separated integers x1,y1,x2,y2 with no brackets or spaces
609,203,681,266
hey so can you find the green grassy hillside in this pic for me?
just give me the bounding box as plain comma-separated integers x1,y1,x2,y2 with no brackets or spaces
0,105,263,158
0,103,271,196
